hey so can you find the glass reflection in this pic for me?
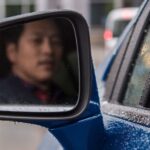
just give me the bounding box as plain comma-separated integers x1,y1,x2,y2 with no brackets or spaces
0,18,78,107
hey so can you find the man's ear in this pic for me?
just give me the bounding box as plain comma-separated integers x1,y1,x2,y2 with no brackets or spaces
6,43,17,64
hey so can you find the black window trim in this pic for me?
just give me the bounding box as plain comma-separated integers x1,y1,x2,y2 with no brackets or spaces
104,25,134,102
102,0,150,126
111,0,150,105
103,0,147,102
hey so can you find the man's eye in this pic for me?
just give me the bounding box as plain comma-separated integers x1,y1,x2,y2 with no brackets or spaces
32,38,43,44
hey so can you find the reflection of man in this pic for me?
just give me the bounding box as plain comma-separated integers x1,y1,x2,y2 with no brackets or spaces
0,19,66,104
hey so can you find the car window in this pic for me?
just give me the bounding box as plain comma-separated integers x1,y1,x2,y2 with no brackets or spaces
113,20,131,37
123,21,150,107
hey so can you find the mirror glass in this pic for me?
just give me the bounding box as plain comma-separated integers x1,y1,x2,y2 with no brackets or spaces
0,17,79,112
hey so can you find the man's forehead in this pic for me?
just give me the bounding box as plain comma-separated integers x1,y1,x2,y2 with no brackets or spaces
23,19,59,34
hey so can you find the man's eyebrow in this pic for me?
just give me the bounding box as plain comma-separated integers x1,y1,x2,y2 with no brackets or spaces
30,32,43,36
30,32,61,38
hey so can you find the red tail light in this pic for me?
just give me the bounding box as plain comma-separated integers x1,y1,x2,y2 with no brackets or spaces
103,29,113,41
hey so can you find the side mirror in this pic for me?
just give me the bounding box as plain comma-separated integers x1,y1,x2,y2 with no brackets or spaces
0,11,91,120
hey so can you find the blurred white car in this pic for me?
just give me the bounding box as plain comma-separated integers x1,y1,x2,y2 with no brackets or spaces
103,7,138,50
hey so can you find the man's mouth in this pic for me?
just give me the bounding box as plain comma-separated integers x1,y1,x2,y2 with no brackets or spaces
39,59,55,69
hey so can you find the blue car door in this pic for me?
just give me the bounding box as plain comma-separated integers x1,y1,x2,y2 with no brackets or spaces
101,0,150,149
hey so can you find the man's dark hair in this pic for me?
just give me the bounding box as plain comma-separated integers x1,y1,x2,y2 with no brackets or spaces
0,24,23,77
2,24,24,48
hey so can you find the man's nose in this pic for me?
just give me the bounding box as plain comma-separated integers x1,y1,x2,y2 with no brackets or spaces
42,38,52,54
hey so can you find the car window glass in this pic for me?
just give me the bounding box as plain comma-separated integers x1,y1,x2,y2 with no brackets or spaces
113,20,131,37
0,17,79,109
123,22,150,107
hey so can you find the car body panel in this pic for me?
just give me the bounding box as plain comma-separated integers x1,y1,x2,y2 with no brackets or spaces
103,114,150,150
50,114,104,150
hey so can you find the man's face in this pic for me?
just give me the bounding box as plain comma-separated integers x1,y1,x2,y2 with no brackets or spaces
7,19,63,84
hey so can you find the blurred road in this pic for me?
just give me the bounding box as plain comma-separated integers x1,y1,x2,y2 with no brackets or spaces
0,121,47,150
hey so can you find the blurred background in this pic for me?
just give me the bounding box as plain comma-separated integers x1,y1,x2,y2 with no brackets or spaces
0,0,143,150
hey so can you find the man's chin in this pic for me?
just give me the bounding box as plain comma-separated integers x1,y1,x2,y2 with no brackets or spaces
36,74,53,82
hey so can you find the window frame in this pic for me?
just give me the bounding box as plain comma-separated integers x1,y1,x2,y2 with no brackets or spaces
104,23,134,102
111,0,150,105
102,0,150,126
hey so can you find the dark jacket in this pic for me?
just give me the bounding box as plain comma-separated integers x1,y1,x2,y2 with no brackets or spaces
0,75,66,105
